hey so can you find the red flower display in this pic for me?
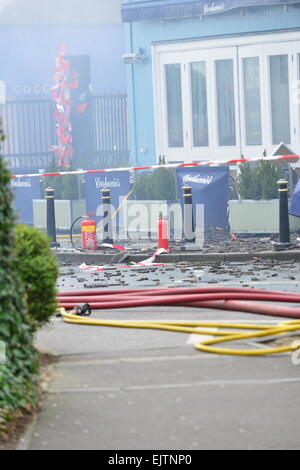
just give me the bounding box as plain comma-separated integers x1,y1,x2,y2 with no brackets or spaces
50,44,78,167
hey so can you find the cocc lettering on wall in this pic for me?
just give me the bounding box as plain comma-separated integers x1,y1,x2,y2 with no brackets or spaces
14,84,50,95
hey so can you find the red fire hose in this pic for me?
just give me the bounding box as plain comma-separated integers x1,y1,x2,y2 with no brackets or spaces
58,286,300,318
57,286,300,356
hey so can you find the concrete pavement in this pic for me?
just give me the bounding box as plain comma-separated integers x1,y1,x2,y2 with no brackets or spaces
18,258,300,451
24,347,300,450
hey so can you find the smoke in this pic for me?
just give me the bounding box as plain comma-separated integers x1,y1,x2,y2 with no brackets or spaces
0,0,11,13
0,0,17,19
0,0,122,23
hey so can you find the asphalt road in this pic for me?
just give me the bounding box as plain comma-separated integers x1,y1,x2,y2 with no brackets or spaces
25,260,300,451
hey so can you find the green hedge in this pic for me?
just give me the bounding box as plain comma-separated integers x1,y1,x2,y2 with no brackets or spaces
238,160,281,200
15,224,59,333
133,168,176,201
0,152,38,414
42,158,84,200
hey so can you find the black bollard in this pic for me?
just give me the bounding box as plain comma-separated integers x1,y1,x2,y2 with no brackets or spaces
101,188,113,245
45,187,60,248
182,185,195,244
274,179,291,250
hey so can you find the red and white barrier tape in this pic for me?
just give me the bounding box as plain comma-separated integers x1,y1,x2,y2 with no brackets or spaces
79,247,168,272
99,243,126,251
136,247,168,265
11,154,299,179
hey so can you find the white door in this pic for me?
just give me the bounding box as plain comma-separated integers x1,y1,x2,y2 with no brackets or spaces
156,52,188,162
238,40,300,158
153,35,300,164
292,46,300,154
156,46,241,162
185,48,211,161
291,41,300,156
238,44,266,159
208,46,241,161
263,41,296,155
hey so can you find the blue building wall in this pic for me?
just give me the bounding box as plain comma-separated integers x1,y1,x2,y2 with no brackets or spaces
0,23,127,99
124,4,300,165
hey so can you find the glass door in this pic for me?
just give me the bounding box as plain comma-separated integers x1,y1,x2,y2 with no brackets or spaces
165,63,184,149
269,54,291,145
293,43,300,156
190,61,209,148
209,47,241,160
186,48,211,161
157,52,189,162
263,42,296,154
154,38,300,164
187,46,240,161
156,47,240,163
238,44,266,158
239,41,300,158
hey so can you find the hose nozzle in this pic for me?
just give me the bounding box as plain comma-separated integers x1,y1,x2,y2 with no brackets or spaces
74,303,92,316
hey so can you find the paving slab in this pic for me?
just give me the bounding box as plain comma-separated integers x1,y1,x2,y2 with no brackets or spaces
23,259,300,450
25,350,300,450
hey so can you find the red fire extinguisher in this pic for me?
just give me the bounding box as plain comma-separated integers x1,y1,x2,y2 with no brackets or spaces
81,216,97,251
158,213,169,252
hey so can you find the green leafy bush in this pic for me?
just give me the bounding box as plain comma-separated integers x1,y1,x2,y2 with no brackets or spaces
238,160,281,200
42,158,84,200
0,139,38,413
134,166,176,201
15,224,59,333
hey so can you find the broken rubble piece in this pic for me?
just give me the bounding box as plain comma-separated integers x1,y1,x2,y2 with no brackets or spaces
112,252,130,264
84,283,108,288
182,278,197,283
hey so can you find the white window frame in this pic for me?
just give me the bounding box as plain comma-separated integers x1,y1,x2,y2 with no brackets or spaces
155,52,188,162
185,49,212,160
238,45,266,158
296,52,300,151
209,46,240,160
263,42,294,153
152,31,300,163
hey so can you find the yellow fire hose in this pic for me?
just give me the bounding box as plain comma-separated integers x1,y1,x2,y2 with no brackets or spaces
59,308,300,356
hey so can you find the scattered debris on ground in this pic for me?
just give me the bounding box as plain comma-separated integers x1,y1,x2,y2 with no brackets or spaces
199,232,300,254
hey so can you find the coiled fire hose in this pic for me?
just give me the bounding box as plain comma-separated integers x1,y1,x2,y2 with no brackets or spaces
57,286,300,357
